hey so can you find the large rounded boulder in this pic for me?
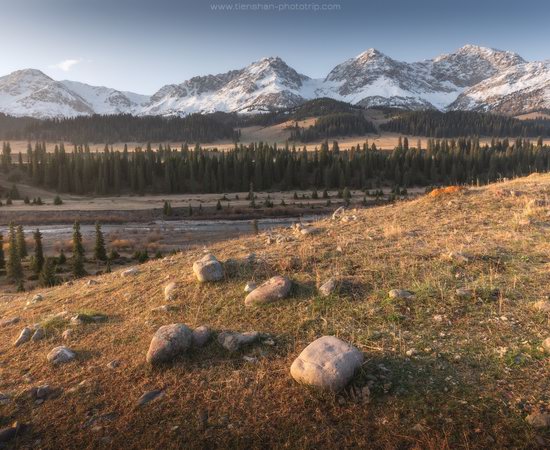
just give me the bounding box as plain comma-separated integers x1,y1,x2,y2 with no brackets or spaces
244,276,291,306
290,336,364,391
146,324,193,366
193,254,224,282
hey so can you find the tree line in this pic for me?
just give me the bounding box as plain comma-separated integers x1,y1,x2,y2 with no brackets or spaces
380,110,550,138
2,137,549,195
290,113,377,142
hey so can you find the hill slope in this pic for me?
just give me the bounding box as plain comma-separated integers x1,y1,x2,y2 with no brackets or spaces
1,175,550,448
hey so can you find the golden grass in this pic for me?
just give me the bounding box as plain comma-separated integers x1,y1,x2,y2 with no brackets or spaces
0,174,549,448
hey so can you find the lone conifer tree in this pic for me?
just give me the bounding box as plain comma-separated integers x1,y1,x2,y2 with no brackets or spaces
72,221,86,277
16,225,27,259
7,223,23,286
94,222,107,261
31,229,44,274
40,257,58,287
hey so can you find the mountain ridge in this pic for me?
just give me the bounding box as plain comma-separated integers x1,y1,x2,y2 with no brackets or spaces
0,45,547,118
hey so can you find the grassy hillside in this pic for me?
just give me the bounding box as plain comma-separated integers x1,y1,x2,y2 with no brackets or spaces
1,175,550,448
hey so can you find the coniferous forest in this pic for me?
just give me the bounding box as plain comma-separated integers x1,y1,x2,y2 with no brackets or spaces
380,110,550,138
1,137,549,196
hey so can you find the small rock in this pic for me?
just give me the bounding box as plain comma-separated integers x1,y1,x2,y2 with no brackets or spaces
47,346,76,365
192,326,212,347
31,327,45,342
14,327,32,346
164,282,178,301
455,288,473,298
137,389,165,406
0,317,20,327
319,278,338,297
244,276,292,306
243,355,258,363
62,329,73,340
332,206,345,220
300,227,321,236
542,337,550,353
34,385,52,400
29,294,44,304
244,282,258,293
86,279,100,286
290,336,364,391
146,324,192,365
193,254,223,282
526,411,550,428
217,331,260,352
388,289,414,300
107,360,121,369
121,267,139,277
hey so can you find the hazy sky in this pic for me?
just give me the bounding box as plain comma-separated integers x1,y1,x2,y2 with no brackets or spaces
1,0,548,94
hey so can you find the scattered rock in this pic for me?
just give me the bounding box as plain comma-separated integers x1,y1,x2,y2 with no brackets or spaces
319,278,338,297
388,289,414,300
192,326,212,347
455,288,473,299
218,331,260,352
290,336,364,391
121,267,139,277
533,300,550,313
62,329,73,340
34,385,53,400
86,279,100,286
193,254,224,282
526,411,550,428
244,276,292,306
164,282,178,301
137,389,165,406
47,346,76,365
31,327,45,342
107,360,121,369
542,337,550,353
332,206,345,220
146,324,193,365
244,282,258,293
14,327,32,346
0,317,20,327
28,294,44,305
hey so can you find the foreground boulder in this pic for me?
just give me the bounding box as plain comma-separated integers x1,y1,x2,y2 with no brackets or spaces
47,346,76,365
14,327,32,347
193,254,224,282
146,324,192,365
245,276,292,306
290,336,364,391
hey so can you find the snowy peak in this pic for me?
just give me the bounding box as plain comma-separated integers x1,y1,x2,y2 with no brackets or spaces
0,45,547,117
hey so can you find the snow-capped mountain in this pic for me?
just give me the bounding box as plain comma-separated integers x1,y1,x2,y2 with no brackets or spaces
0,45,547,118
449,60,550,115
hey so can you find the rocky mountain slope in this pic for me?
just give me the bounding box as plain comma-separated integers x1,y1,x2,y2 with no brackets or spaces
0,174,549,448
0,45,547,118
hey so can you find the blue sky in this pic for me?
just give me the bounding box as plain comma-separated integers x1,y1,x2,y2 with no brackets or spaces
1,0,548,94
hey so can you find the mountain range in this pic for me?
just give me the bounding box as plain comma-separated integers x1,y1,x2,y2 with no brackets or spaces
0,45,548,118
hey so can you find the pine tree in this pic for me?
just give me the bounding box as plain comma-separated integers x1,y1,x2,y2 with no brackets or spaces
16,225,27,259
94,222,107,261
6,223,23,285
39,257,58,287
72,221,86,277
31,229,44,274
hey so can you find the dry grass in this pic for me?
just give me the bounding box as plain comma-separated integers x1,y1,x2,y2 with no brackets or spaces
1,174,550,448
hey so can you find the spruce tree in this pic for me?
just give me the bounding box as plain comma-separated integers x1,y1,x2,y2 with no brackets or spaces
94,222,107,261
39,257,58,287
0,233,5,271
16,225,27,259
31,229,44,274
6,223,23,285
72,221,86,277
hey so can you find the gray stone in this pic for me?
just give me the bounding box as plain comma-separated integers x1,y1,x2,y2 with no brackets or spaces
192,326,212,347
388,289,414,300
31,327,45,342
290,336,364,391
319,278,338,297
107,360,121,369
0,317,20,327
244,276,292,306
14,327,32,346
332,206,345,220
87,279,100,286
218,331,260,352
47,346,76,365
34,385,52,400
28,294,44,305
137,389,164,406
121,267,139,277
193,254,223,282
164,282,178,301
146,323,192,365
